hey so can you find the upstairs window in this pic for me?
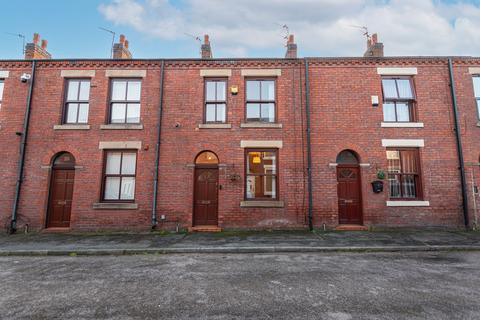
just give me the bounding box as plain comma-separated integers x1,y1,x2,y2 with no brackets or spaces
110,79,141,124
382,78,416,122
102,151,137,201
245,149,278,200
387,149,422,200
64,79,90,124
246,79,275,122
205,79,226,123
473,76,480,119
0,79,4,110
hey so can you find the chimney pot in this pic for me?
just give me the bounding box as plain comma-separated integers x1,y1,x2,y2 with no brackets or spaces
33,33,40,45
41,39,47,50
119,34,126,44
204,34,210,45
372,33,378,44
124,40,129,49
288,34,294,44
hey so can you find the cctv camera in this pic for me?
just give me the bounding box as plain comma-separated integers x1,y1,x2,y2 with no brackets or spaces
20,73,31,83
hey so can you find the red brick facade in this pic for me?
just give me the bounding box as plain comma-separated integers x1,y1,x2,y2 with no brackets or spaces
0,57,479,232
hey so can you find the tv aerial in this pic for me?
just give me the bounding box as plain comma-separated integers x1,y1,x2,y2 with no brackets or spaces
5,32,26,56
98,27,116,58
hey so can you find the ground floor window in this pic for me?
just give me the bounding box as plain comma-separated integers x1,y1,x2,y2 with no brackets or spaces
245,149,278,200
102,150,137,201
386,148,422,199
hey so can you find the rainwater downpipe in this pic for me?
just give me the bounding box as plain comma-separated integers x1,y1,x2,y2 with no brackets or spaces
10,60,36,234
304,58,313,231
447,58,469,228
151,60,165,229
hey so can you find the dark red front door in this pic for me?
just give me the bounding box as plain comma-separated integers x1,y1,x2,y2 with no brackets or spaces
193,168,218,226
337,165,362,225
46,169,74,228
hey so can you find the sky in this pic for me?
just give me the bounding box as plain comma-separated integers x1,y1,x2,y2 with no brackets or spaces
0,0,479,59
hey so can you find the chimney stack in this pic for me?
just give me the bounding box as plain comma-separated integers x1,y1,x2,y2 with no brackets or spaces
113,34,133,59
25,33,51,60
285,34,297,59
201,34,212,59
363,33,384,57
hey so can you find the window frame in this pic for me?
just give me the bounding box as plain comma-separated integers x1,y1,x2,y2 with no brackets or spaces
62,78,91,124
386,148,423,200
101,150,138,203
244,78,277,123
244,148,279,201
0,79,4,110
204,78,227,123
381,76,417,123
473,75,480,120
108,78,142,124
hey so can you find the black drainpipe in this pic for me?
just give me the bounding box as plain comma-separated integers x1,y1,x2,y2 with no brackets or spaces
304,58,313,231
448,57,469,228
10,60,36,234
152,60,165,229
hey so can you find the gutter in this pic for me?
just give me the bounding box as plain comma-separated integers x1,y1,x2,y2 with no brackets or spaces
304,58,314,231
448,58,469,228
10,60,36,234
151,60,165,229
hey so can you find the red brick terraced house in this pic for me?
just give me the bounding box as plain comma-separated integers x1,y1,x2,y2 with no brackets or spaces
0,33,479,233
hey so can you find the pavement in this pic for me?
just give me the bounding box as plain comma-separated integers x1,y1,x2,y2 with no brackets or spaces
1,251,480,319
1,229,480,255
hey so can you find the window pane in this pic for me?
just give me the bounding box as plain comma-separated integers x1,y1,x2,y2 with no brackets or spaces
246,81,260,100
473,77,480,97
77,103,89,123
216,104,226,122
261,81,275,100
388,174,401,198
112,81,127,100
383,103,396,121
206,82,216,101
126,103,140,123
206,104,216,122
396,103,410,122
246,103,260,120
79,81,90,100
247,151,276,174
263,152,276,174
67,81,79,101
403,175,416,198
260,103,274,122
104,177,120,200
66,103,78,123
386,150,401,173
477,100,480,119
111,103,126,123
120,177,135,200
382,79,397,99
121,153,136,174
127,81,141,101
0,81,4,101
397,79,413,99
401,151,418,173
216,82,226,101
106,152,121,174
246,176,275,199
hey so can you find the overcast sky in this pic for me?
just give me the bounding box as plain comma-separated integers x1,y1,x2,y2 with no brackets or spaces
1,0,479,59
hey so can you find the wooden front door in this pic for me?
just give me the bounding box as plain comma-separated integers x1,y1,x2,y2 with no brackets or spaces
337,165,362,225
193,168,218,226
46,169,74,228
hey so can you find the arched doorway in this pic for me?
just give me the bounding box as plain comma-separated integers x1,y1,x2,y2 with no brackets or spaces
336,150,363,225
46,152,75,228
193,151,219,226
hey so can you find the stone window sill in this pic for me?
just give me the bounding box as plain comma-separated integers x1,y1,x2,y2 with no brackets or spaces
477,121,480,127
93,202,138,210
240,200,284,208
381,122,424,128
386,201,430,207
240,122,283,128
53,124,90,130
100,124,144,130
198,123,232,129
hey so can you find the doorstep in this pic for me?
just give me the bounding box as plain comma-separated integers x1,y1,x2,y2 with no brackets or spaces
335,225,368,231
188,225,222,233
42,227,71,233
